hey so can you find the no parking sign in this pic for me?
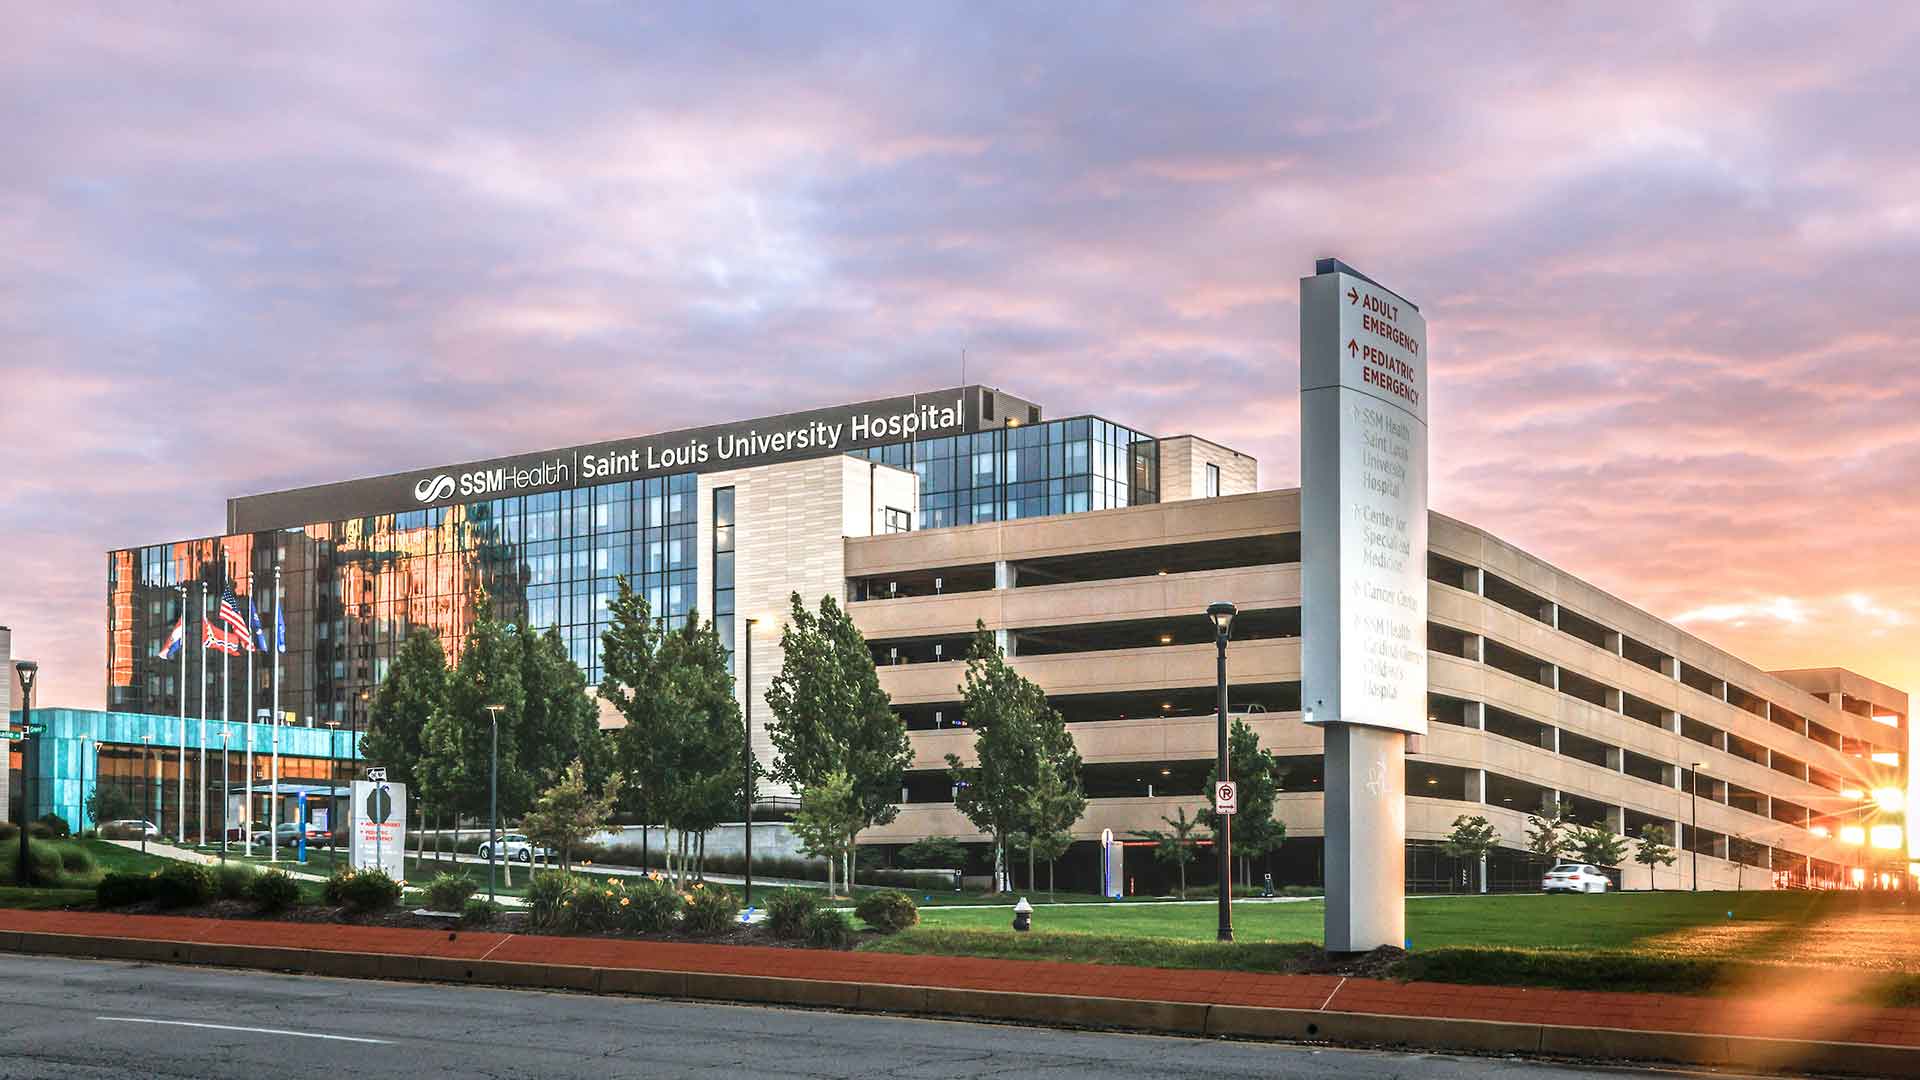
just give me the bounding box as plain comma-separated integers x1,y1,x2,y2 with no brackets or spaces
1214,781,1237,815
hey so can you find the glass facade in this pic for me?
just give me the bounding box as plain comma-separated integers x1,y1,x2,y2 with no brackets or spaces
108,415,1160,724
855,416,1158,530
108,474,700,727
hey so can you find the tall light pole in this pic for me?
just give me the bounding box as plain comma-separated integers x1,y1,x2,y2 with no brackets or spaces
324,719,342,865
486,704,505,904
138,734,154,856
743,617,757,910
1207,601,1237,943
1689,761,1707,892
14,661,38,886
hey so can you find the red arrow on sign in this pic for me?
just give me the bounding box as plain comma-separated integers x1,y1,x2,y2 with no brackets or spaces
1346,338,1358,357
1347,287,1358,305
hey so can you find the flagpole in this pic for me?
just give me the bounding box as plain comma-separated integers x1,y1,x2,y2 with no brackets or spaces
222,562,232,851
270,564,281,864
245,567,256,843
176,583,186,844
199,578,208,848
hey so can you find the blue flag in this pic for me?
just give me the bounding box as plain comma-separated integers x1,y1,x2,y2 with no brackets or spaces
275,602,286,654
250,596,269,653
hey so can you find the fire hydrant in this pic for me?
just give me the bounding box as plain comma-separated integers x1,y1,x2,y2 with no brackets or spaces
1012,897,1032,932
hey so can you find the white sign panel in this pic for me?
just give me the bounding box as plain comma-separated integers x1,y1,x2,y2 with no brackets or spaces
1301,265,1429,736
349,780,406,881
1214,781,1238,816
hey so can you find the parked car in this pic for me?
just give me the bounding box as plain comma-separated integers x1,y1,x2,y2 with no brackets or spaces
476,833,553,864
1542,863,1610,893
101,819,160,839
249,821,328,847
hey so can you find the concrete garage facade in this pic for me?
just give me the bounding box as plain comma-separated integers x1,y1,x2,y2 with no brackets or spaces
845,484,1909,893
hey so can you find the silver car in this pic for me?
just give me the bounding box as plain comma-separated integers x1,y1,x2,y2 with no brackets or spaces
476,833,553,864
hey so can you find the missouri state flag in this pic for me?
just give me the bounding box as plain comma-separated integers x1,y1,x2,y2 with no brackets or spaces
160,614,187,660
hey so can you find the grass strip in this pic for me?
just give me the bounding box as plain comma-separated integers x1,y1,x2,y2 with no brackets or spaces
860,928,1323,974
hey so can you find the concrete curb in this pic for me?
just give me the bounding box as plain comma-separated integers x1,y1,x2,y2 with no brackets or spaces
4,929,1913,1077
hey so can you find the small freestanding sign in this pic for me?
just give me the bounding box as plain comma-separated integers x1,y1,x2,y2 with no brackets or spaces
1301,258,1429,953
1213,782,1238,816
349,777,406,881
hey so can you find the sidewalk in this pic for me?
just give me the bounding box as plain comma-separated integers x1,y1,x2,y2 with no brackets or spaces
0,908,1913,1074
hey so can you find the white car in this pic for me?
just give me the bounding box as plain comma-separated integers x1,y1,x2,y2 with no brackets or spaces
476,833,552,864
103,819,160,839
1542,863,1610,893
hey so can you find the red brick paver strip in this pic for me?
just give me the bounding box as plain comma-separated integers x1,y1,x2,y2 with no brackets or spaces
3,909,1916,1051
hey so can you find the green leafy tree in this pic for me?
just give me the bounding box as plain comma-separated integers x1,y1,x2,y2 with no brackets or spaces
522,759,620,872
1634,823,1678,889
1198,718,1286,887
897,836,967,870
1569,822,1631,868
1525,800,1572,861
1022,759,1084,897
363,628,447,859
1443,814,1499,892
944,625,1061,892
85,785,138,829
765,593,911,885
1133,807,1207,899
420,597,527,883
790,769,864,897
600,578,743,889
518,625,610,792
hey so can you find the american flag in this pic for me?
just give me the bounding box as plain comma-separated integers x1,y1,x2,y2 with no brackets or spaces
219,582,254,653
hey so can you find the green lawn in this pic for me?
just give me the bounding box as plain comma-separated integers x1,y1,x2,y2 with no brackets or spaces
901,891,1919,970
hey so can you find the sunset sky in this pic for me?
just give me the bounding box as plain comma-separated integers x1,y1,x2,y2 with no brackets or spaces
3,4,1916,710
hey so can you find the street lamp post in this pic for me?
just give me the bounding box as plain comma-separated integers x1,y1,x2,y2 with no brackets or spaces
1690,762,1707,892
486,704,505,904
139,734,154,856
14,661,38,886
1207,601,1237,943
324,720,342,866
744,617,757,910
217,726,232,862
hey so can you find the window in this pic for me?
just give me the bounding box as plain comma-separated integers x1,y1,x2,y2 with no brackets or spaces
712,487,736,674
1205,463,1221,498
883,507,911,534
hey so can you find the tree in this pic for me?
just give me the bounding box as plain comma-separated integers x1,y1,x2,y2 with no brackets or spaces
944,625,1069,892
1443,814,1499,892
1525,801,1572,861
518,625,609,793
600,579,744,889
765,593,912,886
1019,762,1084,898
1198,718,1285,887
1133,807,1207,899
1568,822,1631,868
363,628,447,861
1634,823,1678,889
85,785,137,829
420,597,527,884
522,759,620,872
791,769,864,897
897,836,967,870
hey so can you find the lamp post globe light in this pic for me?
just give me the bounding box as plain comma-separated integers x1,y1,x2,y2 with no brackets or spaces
1206,601,1237,943
485,704,505,904
217,726,233,862
324,719,342,864
14,661,37,886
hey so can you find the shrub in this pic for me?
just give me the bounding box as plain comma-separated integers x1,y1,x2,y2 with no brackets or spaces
526,869,576,929
57,845,98,878
621,876,685,934
213,862,258,900
36,814,71,838
98,822,146,841
804,908,852,948
765,888,821,940
424,873,478,912
462,897,500,925
325,867,401,913
854,889,918,934
681,883,740,936
151,862,215,909
249,868,301,912
97,871,158,908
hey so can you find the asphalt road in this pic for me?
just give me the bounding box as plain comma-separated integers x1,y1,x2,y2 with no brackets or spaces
0,953,1748,1079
